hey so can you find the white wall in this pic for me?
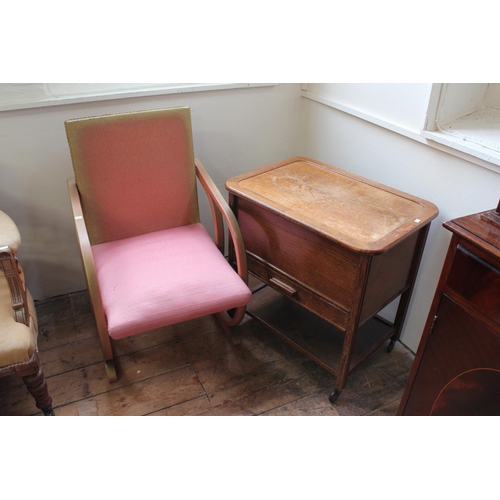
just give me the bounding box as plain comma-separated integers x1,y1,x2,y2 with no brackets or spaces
485,83,500,109
301,85,500,352
0,83,303,300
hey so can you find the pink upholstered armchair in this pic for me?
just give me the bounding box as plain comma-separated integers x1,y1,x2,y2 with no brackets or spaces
65,107,251,382
0,211,54,415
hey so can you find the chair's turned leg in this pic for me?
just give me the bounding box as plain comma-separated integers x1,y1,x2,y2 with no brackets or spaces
18,352,55,416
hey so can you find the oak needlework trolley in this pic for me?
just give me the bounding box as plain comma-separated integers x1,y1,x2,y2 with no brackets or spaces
226,157,438,402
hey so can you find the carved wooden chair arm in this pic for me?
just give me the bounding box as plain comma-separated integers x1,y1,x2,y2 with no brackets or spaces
0,246,29,326
0,211,28,325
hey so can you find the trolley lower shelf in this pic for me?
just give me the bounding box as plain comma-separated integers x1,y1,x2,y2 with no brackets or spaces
246,284,395,380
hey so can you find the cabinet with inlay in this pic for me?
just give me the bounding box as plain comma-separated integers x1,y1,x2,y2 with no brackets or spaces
398,201,500,416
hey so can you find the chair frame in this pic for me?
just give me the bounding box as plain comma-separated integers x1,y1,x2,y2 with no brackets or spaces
68,158,249,382
0,247,54,416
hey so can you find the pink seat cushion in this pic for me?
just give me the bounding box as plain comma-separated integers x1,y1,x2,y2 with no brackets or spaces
91,223,251,340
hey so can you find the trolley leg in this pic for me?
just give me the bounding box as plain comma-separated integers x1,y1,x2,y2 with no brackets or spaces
387,225,431,354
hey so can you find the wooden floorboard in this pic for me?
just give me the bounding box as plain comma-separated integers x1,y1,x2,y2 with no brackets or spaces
0,290,415,416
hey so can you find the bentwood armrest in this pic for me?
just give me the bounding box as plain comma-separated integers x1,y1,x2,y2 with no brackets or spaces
67,178,113,365
195,159,248,284
67,178,101,298
195,159,249,327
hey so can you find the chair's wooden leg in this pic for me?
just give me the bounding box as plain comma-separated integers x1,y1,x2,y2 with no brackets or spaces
94,321,117,382
16,352,55,416
104,359,117,382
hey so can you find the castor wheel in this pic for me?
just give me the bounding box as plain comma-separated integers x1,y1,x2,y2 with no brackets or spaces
328,389,341,404
387,340,395,353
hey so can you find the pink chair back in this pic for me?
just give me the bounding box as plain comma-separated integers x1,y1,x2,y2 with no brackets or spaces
65,107,200,245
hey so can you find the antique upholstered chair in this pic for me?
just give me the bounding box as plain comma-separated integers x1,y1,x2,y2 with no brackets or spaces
65,107,252,382
0,211,54,415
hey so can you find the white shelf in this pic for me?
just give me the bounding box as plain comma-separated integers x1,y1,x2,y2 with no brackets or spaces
422,107,500,168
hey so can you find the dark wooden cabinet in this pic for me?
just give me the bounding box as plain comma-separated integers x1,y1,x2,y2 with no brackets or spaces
398,201,500,416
